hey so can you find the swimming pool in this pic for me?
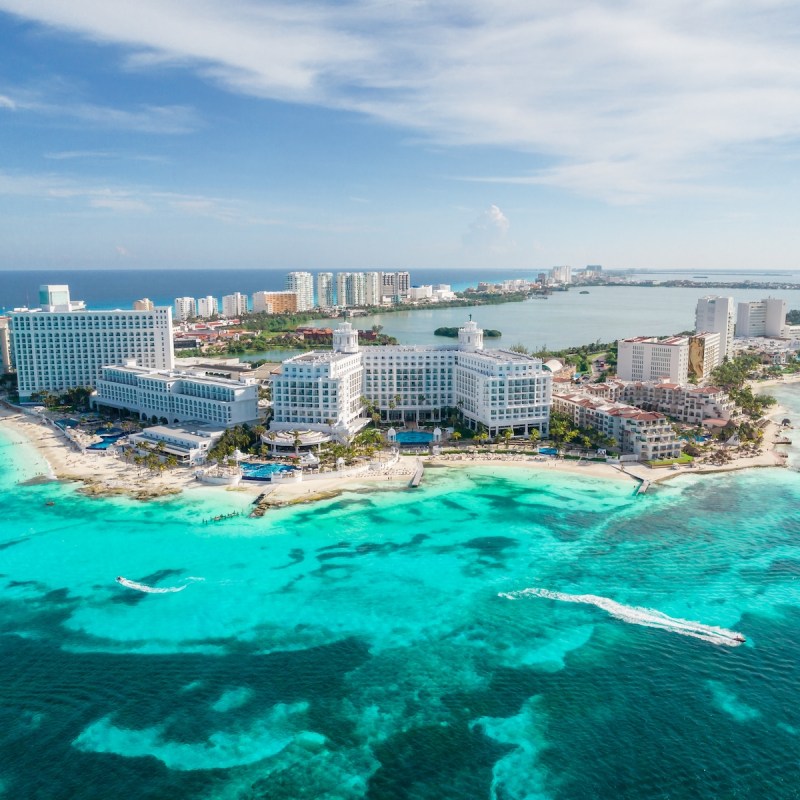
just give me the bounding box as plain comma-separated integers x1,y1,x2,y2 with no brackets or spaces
538,447,558,455
394,431,434,444
240,462,297,481
87,434,125,450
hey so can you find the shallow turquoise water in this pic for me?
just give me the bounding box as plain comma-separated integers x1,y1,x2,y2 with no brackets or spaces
2,396,800,799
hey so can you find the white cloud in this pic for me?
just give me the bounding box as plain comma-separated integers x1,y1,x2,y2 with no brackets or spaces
44,150,167,162
90,196,152,212
115,245,132,257
3,1,800,199
0,87,197,133
463,204,512,252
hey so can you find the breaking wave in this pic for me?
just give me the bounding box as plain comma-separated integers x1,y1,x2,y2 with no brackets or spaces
499,587,745,646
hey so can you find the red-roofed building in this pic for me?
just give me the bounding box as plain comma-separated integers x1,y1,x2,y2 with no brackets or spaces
553,392,681,460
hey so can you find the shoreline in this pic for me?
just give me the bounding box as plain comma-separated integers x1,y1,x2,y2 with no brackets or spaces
0,389,793,507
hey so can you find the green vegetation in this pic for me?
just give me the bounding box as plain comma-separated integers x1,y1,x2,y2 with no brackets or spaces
710,354,776,419
547,411,617,453
786,309,800,325
434,326,501,338
207,424,268,463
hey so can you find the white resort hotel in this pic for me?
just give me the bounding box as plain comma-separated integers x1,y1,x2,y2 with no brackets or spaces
269,319,553,441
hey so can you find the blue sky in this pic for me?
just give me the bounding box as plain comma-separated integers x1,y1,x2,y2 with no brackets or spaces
1,0,800,271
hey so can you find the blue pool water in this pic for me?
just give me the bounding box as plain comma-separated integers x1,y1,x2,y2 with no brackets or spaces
87,434,125,451
538,447,558,455
240,462,296,481
394,431,434,444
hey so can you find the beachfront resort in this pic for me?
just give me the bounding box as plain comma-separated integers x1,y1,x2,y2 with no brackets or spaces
0,280,795,502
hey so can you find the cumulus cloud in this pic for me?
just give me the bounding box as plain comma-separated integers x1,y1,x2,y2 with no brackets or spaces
463,204,512,252
3,1,800,199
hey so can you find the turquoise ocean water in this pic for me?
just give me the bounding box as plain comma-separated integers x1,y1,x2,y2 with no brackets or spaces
2,391,800,798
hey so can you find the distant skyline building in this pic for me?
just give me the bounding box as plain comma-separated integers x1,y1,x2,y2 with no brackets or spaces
364,271,382,306
736,297,786,338
132,298,154,311
550,265,573,284
285,272,314,311
316,272,334,307
173,297,197,322
336,272,367,307
196,295,219,318
381,271,410,300
616,336,690,384
11,285,174,401
222,292,249,318
695,296,735,362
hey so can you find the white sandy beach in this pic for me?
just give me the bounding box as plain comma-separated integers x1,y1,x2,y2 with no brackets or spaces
0,394,792,508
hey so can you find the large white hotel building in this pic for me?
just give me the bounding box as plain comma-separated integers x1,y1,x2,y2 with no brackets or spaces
10,285,174,401
270,319,552,441
94,361,259,427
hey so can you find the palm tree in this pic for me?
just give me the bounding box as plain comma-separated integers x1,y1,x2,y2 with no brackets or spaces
503,429,513,449
292,429,302,456
528,429,541,447
451,431,462,445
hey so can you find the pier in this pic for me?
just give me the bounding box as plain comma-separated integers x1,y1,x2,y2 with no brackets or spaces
409,460,424,488
636,479,651,495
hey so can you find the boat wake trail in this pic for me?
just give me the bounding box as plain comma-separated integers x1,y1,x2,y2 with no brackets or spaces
116,576,187,593
499,587,745,646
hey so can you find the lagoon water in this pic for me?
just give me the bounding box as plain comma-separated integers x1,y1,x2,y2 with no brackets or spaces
312,285,800,351
2,390,800,798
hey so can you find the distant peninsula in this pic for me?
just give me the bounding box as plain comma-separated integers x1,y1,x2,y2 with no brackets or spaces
435,326,501,338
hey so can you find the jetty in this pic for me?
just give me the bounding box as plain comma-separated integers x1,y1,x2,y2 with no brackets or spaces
250,489,277,517
409,460,424,488
636,479,651,495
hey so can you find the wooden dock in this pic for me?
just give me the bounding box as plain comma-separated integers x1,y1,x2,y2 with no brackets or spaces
409,460,424,488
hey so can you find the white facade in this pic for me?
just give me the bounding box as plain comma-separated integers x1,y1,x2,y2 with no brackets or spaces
617,336,689,384
408,285,433,301
196,296,219,318
95,362,258,427
11,301,174,401
364,271,382,306
736,298,786,338
336,272,367,307
695,296,734,361
38,285,79,310
550,265,573,284
129,424,225,465
270,319,551,441
285,272,314,311
222,292,249,318
270,324,366,441
174,297,197,322
316,272,334,307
